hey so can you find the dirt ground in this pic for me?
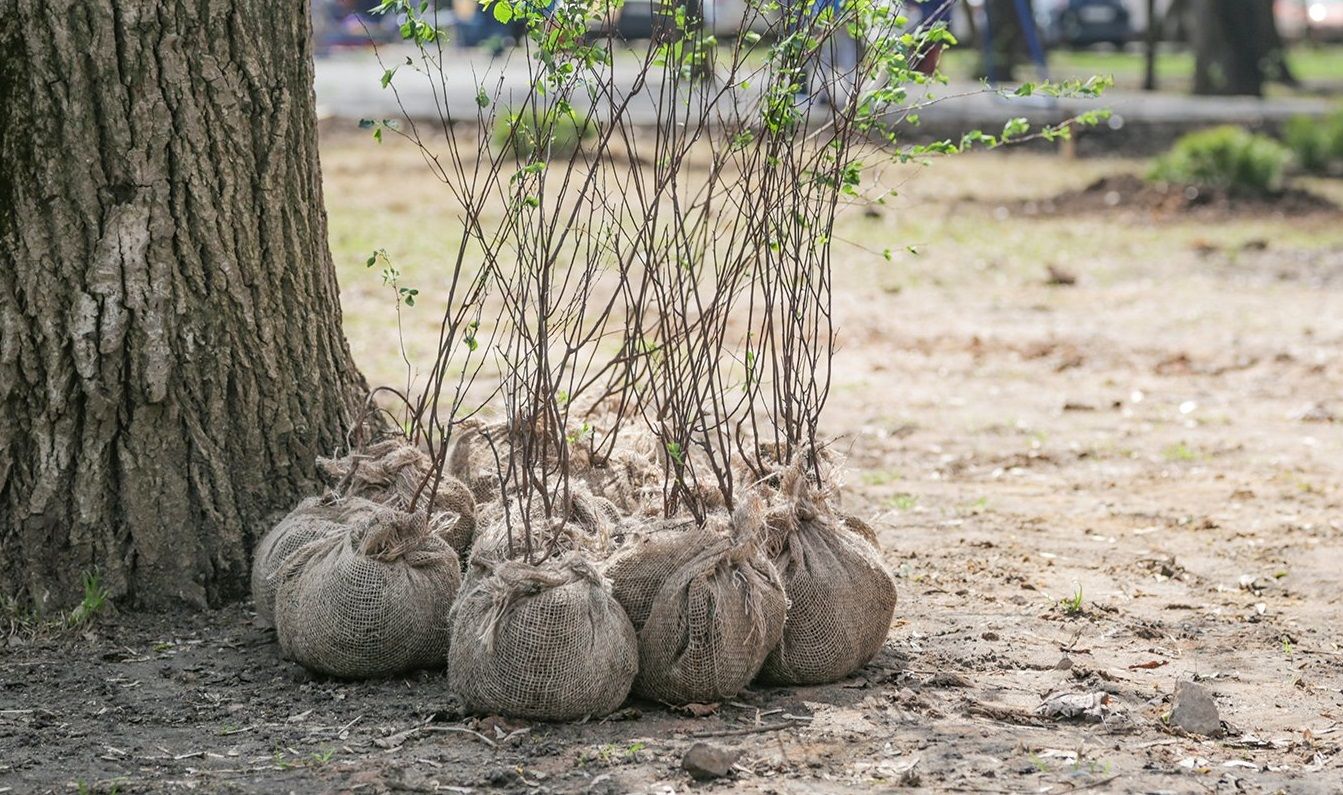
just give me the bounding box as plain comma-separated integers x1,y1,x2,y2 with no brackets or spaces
4,136,1343,794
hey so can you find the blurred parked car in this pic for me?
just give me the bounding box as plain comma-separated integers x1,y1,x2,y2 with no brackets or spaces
313,0,411,52
601,0,779,40
1036,0,1132,48
1276,0,1343,41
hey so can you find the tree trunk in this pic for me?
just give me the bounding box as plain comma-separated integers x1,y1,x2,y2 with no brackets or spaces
1192,0,1266,96
1254,0,1298,86
0,0,367,611
1143,0,1159,91
979,0,1036,83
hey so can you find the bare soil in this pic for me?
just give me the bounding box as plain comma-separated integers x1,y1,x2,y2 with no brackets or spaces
1009,174,1340,221
4,143,1343,794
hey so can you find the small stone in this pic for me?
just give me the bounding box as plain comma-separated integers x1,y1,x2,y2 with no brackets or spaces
981,631,1000,641
1055,656,1073,670
1290,402,1336,424
1171,681,1221,736
682,742,741,780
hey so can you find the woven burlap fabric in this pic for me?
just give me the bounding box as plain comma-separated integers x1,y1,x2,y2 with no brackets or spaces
448,553,637,721
573,430,665,518
605,502,787,704
449,425,510,504
467,484,618,564
251,496,385,627
272,502,462,679
318,439,477,559
758,468,897,685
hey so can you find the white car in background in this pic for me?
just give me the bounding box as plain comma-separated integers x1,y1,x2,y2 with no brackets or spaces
703,0,779,36
1277,0,1343,40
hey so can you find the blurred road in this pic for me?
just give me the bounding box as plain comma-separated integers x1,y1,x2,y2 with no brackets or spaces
313,45,1337,149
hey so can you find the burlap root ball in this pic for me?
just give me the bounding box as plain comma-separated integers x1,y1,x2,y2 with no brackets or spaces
758,467,897,685
446,426,509,505
605,499,787,705
272,502,462,679
467,483,620,565
448,553,637,721
251,495,379,627
318,439,477,559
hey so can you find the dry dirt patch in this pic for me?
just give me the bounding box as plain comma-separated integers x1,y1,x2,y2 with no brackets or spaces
4,145,1342,794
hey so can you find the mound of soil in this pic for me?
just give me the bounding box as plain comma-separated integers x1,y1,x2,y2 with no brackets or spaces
1013,174,1339,220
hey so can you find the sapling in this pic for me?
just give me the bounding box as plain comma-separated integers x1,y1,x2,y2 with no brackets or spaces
362,0,1112,535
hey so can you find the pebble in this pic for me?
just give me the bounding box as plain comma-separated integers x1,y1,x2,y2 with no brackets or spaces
1171,681,1221,736
682,742,741,780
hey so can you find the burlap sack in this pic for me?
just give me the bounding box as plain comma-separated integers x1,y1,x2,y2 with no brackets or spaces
272,502,462,678
573,429,665,517
444,424,508,504
758,466,897,685
318,439,477,559
448,553,637,721
605,499,787,704
251,495,379,627
467,483,620,564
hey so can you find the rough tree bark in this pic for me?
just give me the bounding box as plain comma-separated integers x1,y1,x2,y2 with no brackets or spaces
0,0,367,611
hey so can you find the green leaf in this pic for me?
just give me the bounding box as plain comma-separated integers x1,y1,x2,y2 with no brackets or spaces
492,1,513,24
476,88,490,108
380,68,397,89
1002,117,1030,140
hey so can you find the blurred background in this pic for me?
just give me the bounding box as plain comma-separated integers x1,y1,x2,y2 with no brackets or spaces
311,0,1343,98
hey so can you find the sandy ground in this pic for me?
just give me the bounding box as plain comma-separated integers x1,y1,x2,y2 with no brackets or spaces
4,135,1343,794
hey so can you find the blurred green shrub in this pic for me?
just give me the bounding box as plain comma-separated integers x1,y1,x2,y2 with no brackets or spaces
494,108,595,159
1149,126,1291,196
1283,111,1343,174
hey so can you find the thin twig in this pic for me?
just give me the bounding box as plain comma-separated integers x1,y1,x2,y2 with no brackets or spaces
688,719,806,738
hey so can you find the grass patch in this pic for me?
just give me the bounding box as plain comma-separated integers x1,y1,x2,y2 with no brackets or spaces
1059,585,1085,616
492,108,594,159
887,493,918,511
67,571,109,627
860,468,901,486
940,46,1343,92
1284,110,1343,174
1162,441,1199,462
4,571,109,641
1150,126,1292,196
